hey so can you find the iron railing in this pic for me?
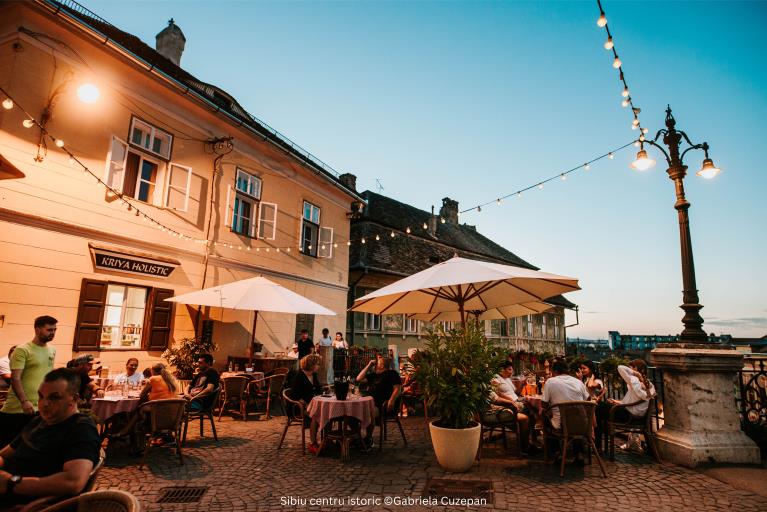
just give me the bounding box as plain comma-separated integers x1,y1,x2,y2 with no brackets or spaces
737,358,767,458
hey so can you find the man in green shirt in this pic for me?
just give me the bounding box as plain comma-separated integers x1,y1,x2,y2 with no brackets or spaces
0,316,57,447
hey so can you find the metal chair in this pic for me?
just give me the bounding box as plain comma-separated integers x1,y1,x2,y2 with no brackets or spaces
182,387,221,445
477,407,522,460
543,401,606,478
277,388,310,454
135,399,186,468
378,395,407,451
319,415,362,462
35,490,140,512
217,376,249,421
248,373,287,419
607,394,662,462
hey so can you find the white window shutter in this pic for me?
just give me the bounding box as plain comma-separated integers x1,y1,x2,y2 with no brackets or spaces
318,227,334,258
165,163,192,211
104,136,128,192
224,184,233,228
258,202,278,240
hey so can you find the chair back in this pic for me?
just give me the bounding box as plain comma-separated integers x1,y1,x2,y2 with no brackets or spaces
195,387,222,414
36,490,140,512
268,373,288,396
281,388,306,421
271,367,290,376
221,376,248,397
82,448,107,493
139,398,187,432
555,401,596,437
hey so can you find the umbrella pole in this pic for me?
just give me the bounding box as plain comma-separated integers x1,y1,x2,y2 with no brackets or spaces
250,310,259,366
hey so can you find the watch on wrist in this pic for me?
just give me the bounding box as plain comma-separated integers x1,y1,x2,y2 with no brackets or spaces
7,474,22,494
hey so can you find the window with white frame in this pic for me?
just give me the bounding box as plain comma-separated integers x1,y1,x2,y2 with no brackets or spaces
101,284,148,349
231,169,261,237
406,317,419,333
129,117,173,160
366,313,381,331
166,163,192,211
258,202,278,240
318,227,334,258
541,314,548,338
301,201,321,256
525,315,533,337
554,316,561,340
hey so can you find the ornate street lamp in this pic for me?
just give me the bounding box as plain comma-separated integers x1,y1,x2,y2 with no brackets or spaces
631,106,721,343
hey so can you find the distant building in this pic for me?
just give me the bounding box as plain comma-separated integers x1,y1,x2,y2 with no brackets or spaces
730,335,767,355
608,331,733,352
566,337,612,361
343,183,577,355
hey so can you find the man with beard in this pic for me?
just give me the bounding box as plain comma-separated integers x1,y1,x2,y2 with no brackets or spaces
0,316,58,447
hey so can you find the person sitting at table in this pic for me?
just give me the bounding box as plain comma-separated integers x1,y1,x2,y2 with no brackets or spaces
113,358,143,386
490,361,533,453
356,356,401,447
542,359,590,465
66,355,103,406
286,343,299,359
288,355,322,455
0,368,101,508
184,354,220,412
519,370,538,397
580,360,607,451
332,332,348,350
608,359,655,452
140,363,178,403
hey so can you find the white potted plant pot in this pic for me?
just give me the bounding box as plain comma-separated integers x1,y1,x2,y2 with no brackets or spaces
429,420,481,472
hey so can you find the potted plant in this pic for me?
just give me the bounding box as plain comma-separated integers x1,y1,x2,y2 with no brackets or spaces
413,321,504,472
162,336,218,380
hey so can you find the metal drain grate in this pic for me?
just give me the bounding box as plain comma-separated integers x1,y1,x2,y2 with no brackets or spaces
423,478,494,504
157,486,209,503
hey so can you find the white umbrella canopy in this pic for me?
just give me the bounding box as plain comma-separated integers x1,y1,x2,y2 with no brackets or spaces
351,256,579,321
406,300,555,323
166,276,336,316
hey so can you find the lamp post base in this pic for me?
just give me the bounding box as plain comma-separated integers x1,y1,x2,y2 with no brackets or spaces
650,344,760,468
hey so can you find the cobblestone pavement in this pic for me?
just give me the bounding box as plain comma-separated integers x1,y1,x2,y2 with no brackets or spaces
95,416,767,512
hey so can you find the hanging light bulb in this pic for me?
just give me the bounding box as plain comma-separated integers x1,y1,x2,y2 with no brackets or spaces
375,234,380,241
406,227,411,234
597,12,607,27
632,118,639,127
613,56,621,68
287,247,291,252
77,83,101,104
390,231,395,238
585,163,591,171
422,222,428,229
440,218,445,224
477,206,481,212
622,99,629,108
276,248,280,253
2,98,13,110
630,148,656,171
22,119,34,128
604,36,614,50
246,246,251,251
361,238,366,244
517,191,522,197
639,134,645,142
560,174,566,181
496,198,501,204
697,158,721,179
55,139,65,148
347,241,351,246
622,87,629,98
642,128,649,134
333,243,338,248
608,152,614,160
266,247,270,252
538,183,544,190
634,141,640,147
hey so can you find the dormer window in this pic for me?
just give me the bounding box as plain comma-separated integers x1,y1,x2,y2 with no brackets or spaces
130,117,173,160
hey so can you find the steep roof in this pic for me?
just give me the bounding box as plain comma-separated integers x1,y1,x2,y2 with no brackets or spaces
43,0,361,200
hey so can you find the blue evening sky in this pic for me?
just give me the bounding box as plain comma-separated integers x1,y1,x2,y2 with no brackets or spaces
80,0,766,339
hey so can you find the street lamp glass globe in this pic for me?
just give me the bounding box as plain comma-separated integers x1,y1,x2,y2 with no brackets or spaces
77,83,100,104
696,158,721,179
631,149,656,171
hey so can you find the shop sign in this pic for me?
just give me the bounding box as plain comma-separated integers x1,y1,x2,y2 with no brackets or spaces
91,247,178,278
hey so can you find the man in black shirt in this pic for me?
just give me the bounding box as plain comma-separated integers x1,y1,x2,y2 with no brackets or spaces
184,354,220,412
296,330,314,361
355,356,402,444
0,368,100,507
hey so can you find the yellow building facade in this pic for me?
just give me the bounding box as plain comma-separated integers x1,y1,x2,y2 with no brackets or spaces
0,1,360,370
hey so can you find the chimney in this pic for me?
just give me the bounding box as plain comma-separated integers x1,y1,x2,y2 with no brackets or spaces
427,205,437,236
339,173,357,192
439,197,459,225
156,19,186,66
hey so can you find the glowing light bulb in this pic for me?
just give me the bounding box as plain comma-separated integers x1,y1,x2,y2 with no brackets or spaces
406,227,411,233
22,119,34,128
613,56,622,69
634,141,640,147
622,87,629,98
697,158,721,179
375,234,380,241
361,238,366,244
604,36,614,50
584,163,591,170
608,153,614,160
517,191,522,197
390,231,395,237
287,248,291,252
333,243,338,248
347,241,351,246
77,83,101,104
423,222,428,229
597,13,607,27
55,139,65,147
632,118,639,127
2,98,13,110
538,183,544,190
560,174,566,180
630,149,656,171
622,99,629,108
440,218,445,224
642,128,649,134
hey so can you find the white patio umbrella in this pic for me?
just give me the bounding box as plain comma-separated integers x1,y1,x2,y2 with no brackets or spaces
167,276,336,361
351,256,579,324
406,300,555,323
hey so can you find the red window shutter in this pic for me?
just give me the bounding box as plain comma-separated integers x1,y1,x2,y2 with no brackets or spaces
74,279,108,351
143,288,174,351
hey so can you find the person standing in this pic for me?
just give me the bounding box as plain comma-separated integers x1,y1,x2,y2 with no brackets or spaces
0,346,16,390
296,330,314,361
0,316,58,448
332,332,348,350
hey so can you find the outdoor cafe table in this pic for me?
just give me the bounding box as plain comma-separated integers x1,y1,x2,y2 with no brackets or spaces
524,394,544,416
307,395,376,431
91,396,141,424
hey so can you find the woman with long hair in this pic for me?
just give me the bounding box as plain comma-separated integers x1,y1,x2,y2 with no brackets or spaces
140,363,179,402
580,360,607,451
608,358,655,451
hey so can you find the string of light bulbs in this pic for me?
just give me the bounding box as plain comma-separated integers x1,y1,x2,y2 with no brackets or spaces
596,0,649,140
0,86,450,255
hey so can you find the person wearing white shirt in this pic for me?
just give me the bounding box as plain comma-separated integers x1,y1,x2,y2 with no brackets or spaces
0,346,15,390
490,361,531,452
608,361,655,419
286,344,299,359
542,360,589,430
317,328,333,348
332,332,348,350
113,358,143,386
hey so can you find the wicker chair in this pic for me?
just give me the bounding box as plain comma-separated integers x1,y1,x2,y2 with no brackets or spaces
135,399,186,468
248,373,287,419
217,376,249,421
378,395,407,451
477,407,522,460
36,490,140,512
277,388,310,454
182,387,221,445
18,449,107,512
544,401,606,478
607,394,662,462
319,416,362,462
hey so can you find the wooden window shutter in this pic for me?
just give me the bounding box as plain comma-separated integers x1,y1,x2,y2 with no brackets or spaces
143,288,175,351
74,279,108,351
